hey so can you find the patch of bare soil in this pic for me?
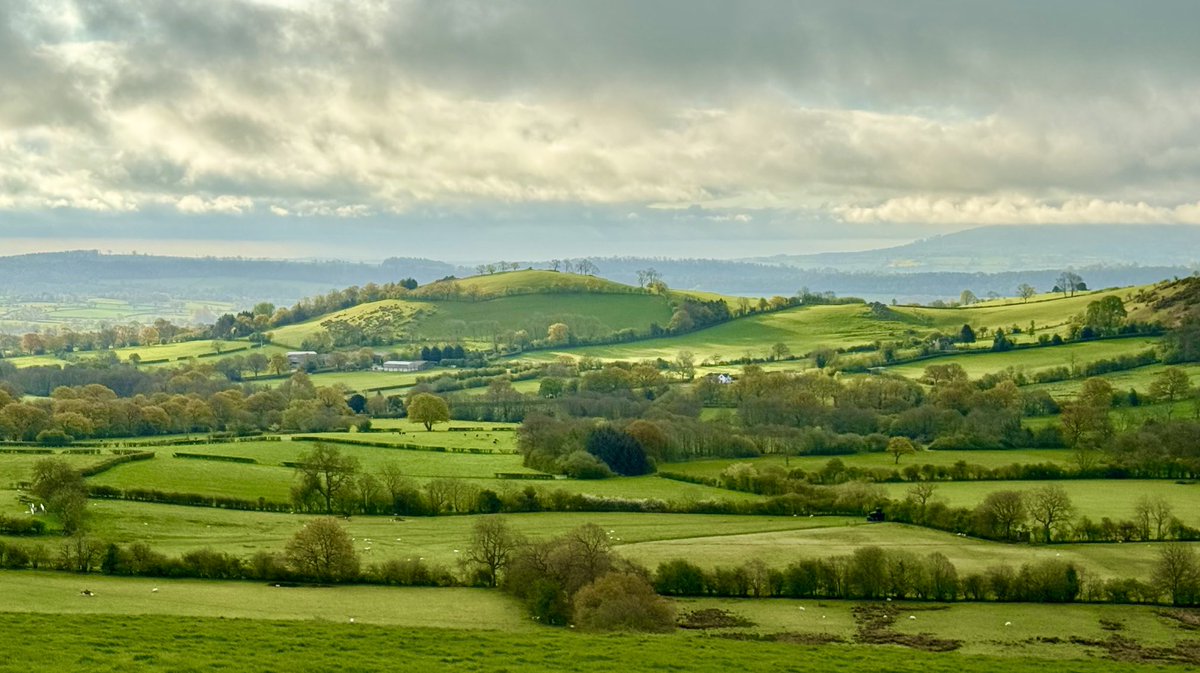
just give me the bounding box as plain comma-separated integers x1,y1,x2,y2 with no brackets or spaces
677,609,755,630
716,631,846,646
1101,635,1200,666
852,603,962,653
1161,609,1200,631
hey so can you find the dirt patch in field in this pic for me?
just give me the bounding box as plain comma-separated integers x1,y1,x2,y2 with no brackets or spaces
1099,618,1125,632
716,631,846,646
677,609,755,630
1101,635,1200,666
1161,609,1200,631
1024,633,1200,666
852,604,962,653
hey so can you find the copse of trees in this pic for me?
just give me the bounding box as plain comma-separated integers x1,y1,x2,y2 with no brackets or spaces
0,371,360,444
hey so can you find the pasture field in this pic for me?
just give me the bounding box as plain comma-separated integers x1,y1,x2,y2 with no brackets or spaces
0,451,111,487
0,339,259,369
879,479,1200,526
520,303,933,363
0,614,1167,673
1025,362,1200,399
306,369,425,392
114,339,271,364
0,584,1193,671
415,292,674,340
83,451,758,506
902,288,1136,334
267,299,425,348
61,506,852,564
617,522,1189,581
455,378,542,396
882,337,1162,381
442,269,636,296
516,289,1151,366
663,448,1078,480
268,282,675,350
0,297,233,330
0,571,527,629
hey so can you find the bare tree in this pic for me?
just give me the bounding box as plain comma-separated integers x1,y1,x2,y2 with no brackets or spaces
1153,544,1200,605
906,482,937,510
1028,484,1074,543
1135,495,1175,541
465,516,523,587
1017,283,1037,303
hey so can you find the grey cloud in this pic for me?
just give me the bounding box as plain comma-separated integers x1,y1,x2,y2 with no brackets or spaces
1,0,1199,236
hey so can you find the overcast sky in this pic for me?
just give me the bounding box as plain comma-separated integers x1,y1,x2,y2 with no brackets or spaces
2,1,1198,261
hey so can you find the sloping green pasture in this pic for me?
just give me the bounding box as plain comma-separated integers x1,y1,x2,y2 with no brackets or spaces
617,521,1188,581
883,337,1161,381
879,479,1200,526
663,448,1078,480
0,609,1181,672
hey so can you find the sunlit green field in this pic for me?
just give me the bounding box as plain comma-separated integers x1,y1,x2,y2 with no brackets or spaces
519,304,932,363
617,521,1190,581
0,452,111,487
882,337,1161,381
0,580,1191,671
879,479,1200,526
306,369,425,392
663,448,1079,480
1025,362,1200,399
25,505,846,564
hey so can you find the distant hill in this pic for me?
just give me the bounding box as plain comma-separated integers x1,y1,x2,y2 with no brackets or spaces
0,251,464,304
1,236,1196,315
750,225,1200,273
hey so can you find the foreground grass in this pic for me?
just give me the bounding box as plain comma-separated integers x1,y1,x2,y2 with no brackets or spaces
0,582,1192,671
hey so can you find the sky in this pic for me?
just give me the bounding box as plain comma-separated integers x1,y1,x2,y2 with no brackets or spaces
1,1,1198,261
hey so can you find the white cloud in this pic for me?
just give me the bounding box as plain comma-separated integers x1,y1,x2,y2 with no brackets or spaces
175,195,254,214
835,197,1200,226
0,0,1197,234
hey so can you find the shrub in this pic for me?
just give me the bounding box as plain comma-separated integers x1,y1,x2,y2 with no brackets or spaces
574,572,675,632
558,450,614,479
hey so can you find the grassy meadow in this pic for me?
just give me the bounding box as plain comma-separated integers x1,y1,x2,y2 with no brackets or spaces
617,521,1190,581
663,448,1080,480
1,610,1184,673
882,337,1162,381
878,479,1200,526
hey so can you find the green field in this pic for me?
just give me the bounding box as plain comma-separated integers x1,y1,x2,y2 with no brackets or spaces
903,289,1136,334
269,278,676,350
0,609,1184,673
663,448,1079,480
883,337,1162,381
1025,362,1200,399
306,369,426,392
617,521,1188,581
267,299,426,348
53,507,850,565
0,451,111,487
879,479,1200,526
0,297,233,331
0,575,1192,671
520,304,928,363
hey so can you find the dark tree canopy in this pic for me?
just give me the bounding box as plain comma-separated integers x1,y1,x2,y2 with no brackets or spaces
585,426,652,476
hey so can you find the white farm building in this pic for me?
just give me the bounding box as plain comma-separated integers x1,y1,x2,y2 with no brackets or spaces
380,360,431,372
